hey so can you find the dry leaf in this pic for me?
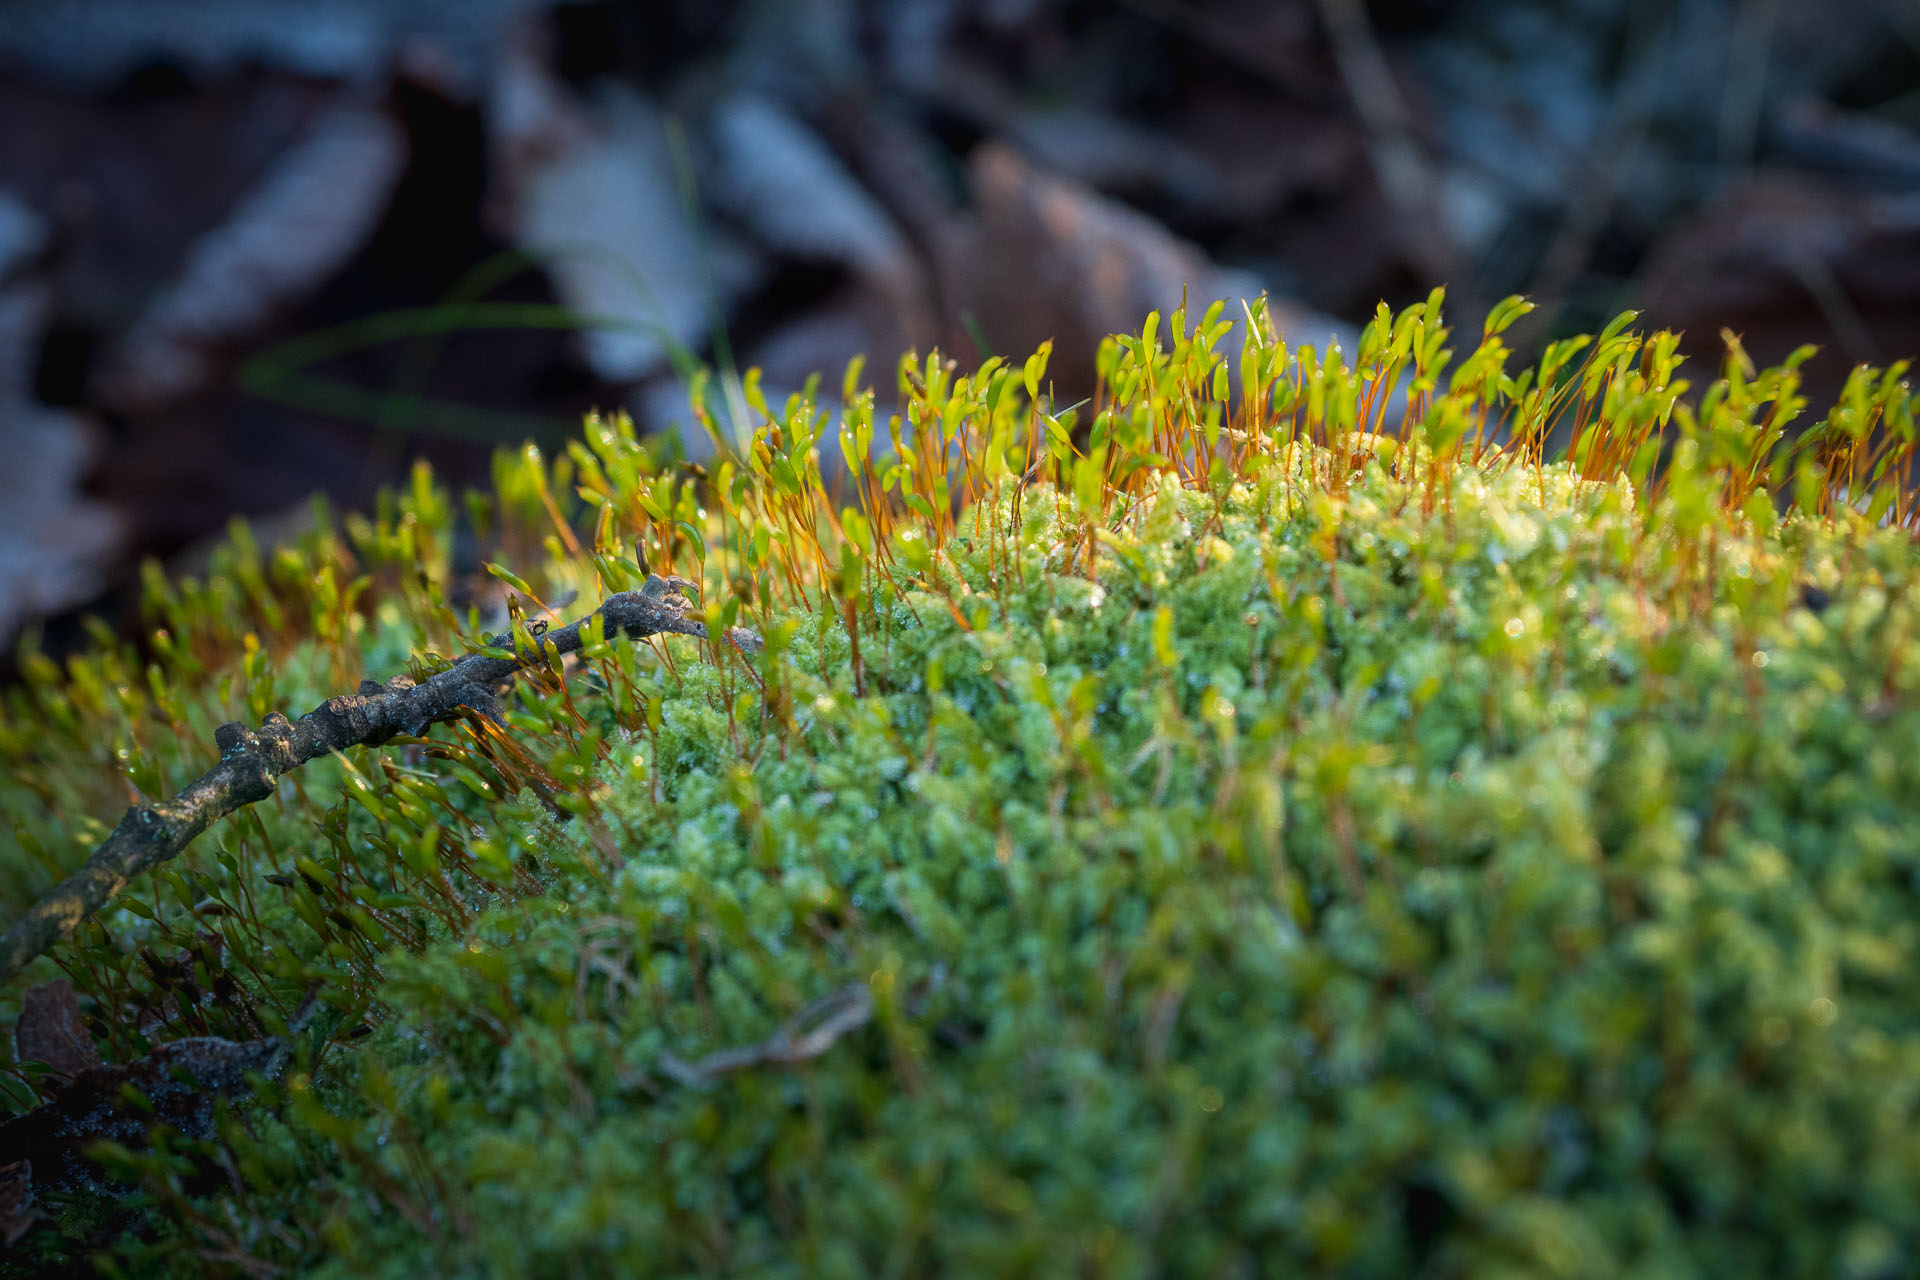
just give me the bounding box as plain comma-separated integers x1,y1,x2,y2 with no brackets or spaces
0,1160,33,1247
13,980,100,1093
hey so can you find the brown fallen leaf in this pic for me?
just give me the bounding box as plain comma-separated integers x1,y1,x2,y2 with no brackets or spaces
1636,174,1920,409
12,980,100,1092
944,142,1346,403
0,1160,33,1247
487,22,719,384
97,102,409,411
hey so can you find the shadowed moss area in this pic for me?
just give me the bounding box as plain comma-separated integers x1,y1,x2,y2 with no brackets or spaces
2,295,1919,1277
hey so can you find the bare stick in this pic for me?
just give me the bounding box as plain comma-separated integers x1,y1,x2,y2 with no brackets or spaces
657,983,874,1088
0,575,761,987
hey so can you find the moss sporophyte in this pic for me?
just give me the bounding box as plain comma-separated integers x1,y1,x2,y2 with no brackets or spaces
2,292,1919,1276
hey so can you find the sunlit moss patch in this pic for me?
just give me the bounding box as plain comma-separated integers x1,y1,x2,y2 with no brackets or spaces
3,294,1919,1277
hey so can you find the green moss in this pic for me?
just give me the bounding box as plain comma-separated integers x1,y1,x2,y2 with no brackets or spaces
4,296,1920,1277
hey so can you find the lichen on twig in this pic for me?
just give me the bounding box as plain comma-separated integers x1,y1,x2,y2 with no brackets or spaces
0,574,760,987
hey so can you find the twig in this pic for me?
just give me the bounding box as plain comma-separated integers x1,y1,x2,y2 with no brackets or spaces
0,575,761,987
1516,1,1671,340
1312,0,1452,286
657,982,874,1088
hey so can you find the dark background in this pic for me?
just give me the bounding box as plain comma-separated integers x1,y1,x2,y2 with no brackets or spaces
1,0,1916,650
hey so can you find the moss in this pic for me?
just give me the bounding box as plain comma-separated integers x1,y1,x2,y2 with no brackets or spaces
4,296,1920,1277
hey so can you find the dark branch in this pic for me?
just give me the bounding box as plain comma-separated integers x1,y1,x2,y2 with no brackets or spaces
0,575,761,987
